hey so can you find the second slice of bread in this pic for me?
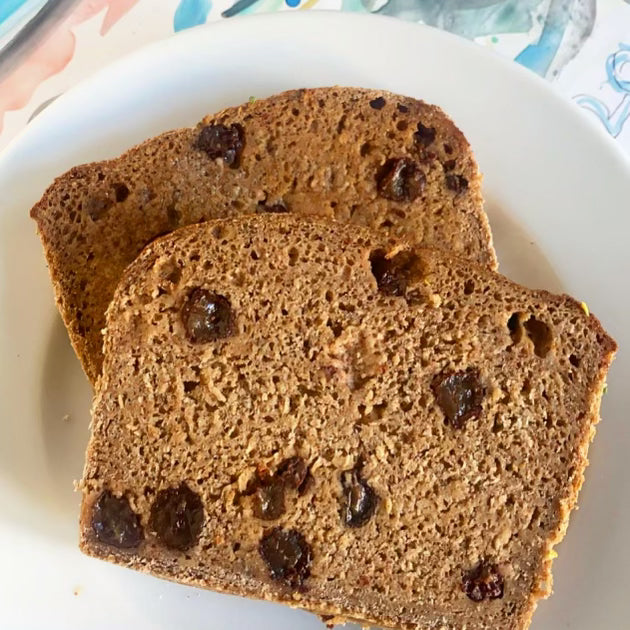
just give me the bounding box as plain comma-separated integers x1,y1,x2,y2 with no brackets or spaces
30,87,495,383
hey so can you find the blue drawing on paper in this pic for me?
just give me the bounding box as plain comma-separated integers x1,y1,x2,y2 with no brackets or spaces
216,0,597,79
222,0,259,17
361,0,596,76
0,0,29,25
514,0,573,76
575,43,630,137
174,0,213,32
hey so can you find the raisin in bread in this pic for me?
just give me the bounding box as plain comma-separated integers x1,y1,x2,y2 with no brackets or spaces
80,215,614,630
30,86,495,384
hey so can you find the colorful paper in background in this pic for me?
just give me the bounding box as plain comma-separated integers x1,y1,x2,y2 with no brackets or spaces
0,0,629,155
558,4,630,148
0,0,139,135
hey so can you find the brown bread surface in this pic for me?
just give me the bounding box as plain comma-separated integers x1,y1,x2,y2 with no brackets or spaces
80,215,614,630
30,87,495,383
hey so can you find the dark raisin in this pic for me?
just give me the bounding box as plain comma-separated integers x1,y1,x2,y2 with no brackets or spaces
277,456,309,492
257,200,289,214
253,480,286,521
462,563,504,601
445,174,469,193
258,528,312,589
181,289,234,343
443,159,457,171
369,249,419,297
369,96,386,110
84,194,113,221
340,468,379,527
432,368,484,429
397,103,409,113
377,158,425,202
91,490,143,549
194,123,244,168
149,483,204,551
414,122,436,147
255,462,273,485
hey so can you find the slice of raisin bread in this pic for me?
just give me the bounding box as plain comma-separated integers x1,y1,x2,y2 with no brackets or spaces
30,86,495,384
80,215,614,630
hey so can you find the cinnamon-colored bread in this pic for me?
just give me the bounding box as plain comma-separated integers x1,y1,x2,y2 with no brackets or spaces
79,215,614,630
30,87,495,383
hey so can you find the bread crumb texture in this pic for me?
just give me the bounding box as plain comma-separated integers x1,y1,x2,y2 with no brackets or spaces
80,215,615,630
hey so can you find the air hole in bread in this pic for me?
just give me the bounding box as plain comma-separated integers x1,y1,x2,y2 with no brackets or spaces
183,381,199,393
507,313,523,344
326,319,343,338
114,183,130,203
523,316,553,358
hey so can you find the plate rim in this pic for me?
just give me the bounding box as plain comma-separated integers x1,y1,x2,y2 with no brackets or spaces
1,12,629,176
1,11,628,630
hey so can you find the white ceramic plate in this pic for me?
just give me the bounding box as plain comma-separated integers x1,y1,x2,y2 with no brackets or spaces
0,13,628,630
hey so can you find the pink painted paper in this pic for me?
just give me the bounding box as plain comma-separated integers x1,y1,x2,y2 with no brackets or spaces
0,0,138,132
